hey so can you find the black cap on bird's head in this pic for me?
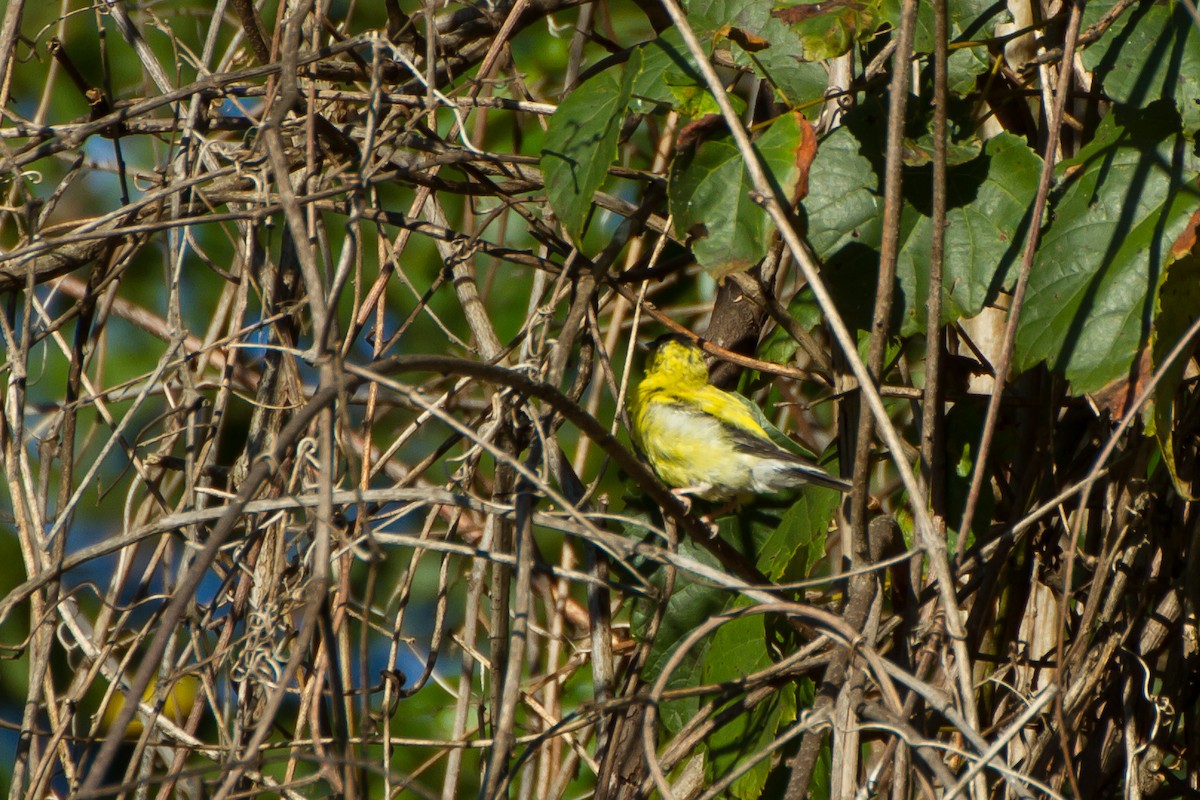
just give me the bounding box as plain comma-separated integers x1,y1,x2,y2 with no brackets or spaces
645,332,699,353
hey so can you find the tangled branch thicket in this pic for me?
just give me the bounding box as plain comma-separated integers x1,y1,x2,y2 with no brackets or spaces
2,0,1199,797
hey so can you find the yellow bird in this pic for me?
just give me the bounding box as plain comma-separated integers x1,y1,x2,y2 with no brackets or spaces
99,674,200,737
630,335,850,501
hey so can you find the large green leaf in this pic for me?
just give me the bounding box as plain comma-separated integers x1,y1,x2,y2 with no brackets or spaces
911,0,1010,96
894,132,1041,334
631,30,712,113
702,610,797,800
757,488,837,581
1151,246,1200,498
796,125,886,334
669,111,811,277
772,0,888,62
1014,103,1200,394
540,50,641,243
802,125,884,258
1081,0,1200,136
685,0,889,61
633,538,729,734
804,124,1039,335
732,15,832,112
683,0,766,38
677,0,864,111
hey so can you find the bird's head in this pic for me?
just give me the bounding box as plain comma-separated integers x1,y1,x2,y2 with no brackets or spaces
644,334,709,386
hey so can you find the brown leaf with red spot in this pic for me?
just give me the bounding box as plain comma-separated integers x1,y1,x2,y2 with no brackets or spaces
792,112,817,203
1088,347,1151,419
1170,209,1200,261
722,25,770,51
676,114,725,150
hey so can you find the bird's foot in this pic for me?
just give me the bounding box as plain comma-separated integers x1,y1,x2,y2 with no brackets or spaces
670,486,713,515
671,487,728,536
697,501,740,537
669,488,693,515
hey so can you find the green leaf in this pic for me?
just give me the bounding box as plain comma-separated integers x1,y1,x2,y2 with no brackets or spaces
742,34,832,113
808,741,832,799
900,134,983,168
1080,0,1200,135
804,105,1042,337
700,453,836,583
684,0,775,39
798,123,886,335
894,132,1042,334
802,125,884,258
772,0,888,62
702,611,797,800
684,0,888,76
912,0,1010,96
540,50,641,243
1151,245,1200,499
939,398,1000,550
676,0,854,111
761,491,836,581
666,70,748,118
632,30,711,113
758,314,819,365
670,111,811,277
1014,103,1200,395
633,538,730,734
632,31,747,118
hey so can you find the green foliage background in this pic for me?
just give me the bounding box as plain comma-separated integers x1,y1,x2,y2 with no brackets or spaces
1,0,1199,797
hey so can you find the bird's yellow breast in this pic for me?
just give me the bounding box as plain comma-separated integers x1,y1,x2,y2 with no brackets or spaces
633,399,764,498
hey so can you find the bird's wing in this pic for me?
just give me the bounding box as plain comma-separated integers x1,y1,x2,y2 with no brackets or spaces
677,385,818,462
647,396,851,493
724,420,852,492
689,385,767,436
723,423,800,461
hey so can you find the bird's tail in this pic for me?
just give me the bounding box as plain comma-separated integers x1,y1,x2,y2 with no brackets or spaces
787,463,852,493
